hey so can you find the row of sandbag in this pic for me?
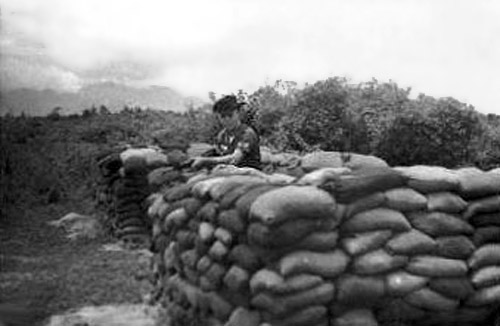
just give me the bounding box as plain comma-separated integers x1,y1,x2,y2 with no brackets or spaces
96,146,193,245
147,167,377,326
147,168,299,326
147,164,500,326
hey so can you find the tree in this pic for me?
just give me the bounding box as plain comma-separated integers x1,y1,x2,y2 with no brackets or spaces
276,77,368,153
377,98,483,168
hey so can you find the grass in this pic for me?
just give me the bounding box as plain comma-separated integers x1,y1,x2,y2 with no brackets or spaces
0,200,154,326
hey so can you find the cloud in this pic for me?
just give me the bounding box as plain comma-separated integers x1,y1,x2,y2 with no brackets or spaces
0,54,82,91
1,0,500,112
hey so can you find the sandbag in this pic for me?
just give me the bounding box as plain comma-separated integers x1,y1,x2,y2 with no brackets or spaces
407,211,474,237
235,184,279,218
220,183,270,210
386,271,428,296
205,291,234,320
266,305,327,326
463,195,500,220
386,229,437,255
265,173,297,184
168,275,205,309
469,213,500,228
212,164,268,178
196,255,212,273
175,230,196,250
394,166,459,193
148,167,182,189
199,275,218,291
196,202,219,223
343,153,389,171
428,277,474,300
342,230,393,256
436,236,475,259
384,187,427,212
279,249,349,278
180,249,199,269
458,172,500,198
468,244,500,270
208,175,265,201
204,262,226,289
416,307,494,326
179,197,204,217
183,266,199,285
223,265,250,292
249,186,337,226
336,275,385,306
247,219,329,249
249,269,324,295
297,167,351,186
472,266,500,288
404,287,459,311
163,183,193,202
377,298,426,322
301,151,343,172
199,222,215,243
250,269,284,294
473,226,500,246
426,192,468,213
332,309,378,326
194,236,210,256
214,227,233,246
122,155,148,175
117,216,145,229
271,274,324,295
148,194,167,219
333,168,407,203
208,241,229,261
342,208,411,234
217,209,246,234
164,242,180,272
353,249,408,275
251,283,334,316
293,230,339,252
406,256,467,277
466,284,500,306
191,177,227,199
225,307,260,326
228,244,261,272
344,192,386,220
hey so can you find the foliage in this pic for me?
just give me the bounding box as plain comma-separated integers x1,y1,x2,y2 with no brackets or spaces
2,76,500,214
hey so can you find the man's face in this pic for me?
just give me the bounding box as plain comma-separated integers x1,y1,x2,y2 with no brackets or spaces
217,111,240,130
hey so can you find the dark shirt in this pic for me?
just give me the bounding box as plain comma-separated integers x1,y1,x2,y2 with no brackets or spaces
215,123,261,169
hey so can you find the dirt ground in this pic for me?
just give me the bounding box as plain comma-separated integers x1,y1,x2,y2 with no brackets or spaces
0,202,155,326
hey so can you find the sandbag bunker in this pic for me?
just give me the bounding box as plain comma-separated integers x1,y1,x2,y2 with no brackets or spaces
96,147,188,246
146,155,500,326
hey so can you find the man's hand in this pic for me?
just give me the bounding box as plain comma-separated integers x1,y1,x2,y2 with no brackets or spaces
191,157,213,170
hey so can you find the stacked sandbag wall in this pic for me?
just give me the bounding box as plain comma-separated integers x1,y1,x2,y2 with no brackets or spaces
96,147,189,246
147,154,500,326
96,151,123,234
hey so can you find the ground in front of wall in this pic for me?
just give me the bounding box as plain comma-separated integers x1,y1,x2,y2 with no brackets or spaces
0,203,157,326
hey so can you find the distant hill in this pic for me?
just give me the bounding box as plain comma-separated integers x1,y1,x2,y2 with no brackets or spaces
0,82,206,116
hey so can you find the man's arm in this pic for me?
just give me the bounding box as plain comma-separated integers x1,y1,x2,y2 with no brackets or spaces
191,148,243,169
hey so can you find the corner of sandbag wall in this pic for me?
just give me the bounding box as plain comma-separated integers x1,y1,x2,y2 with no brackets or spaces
146,151,500,326
96,147,188,247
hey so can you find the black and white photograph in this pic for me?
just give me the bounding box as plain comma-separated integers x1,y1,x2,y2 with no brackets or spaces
1,1,500,325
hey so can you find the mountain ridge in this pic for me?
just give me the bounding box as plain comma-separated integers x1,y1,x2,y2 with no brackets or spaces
0,82,207,116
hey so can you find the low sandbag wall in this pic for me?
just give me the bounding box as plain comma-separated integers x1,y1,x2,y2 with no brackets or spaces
96,147,189,246
147,161,500,326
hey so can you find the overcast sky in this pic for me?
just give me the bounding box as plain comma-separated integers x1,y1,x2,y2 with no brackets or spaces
1,0,500,114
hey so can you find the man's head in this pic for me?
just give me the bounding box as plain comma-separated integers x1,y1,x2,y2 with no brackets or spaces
213,95,245,130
